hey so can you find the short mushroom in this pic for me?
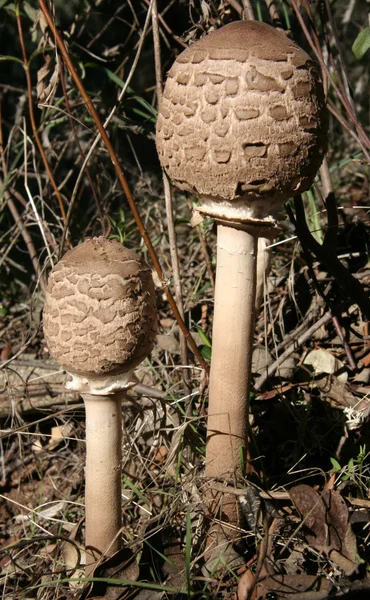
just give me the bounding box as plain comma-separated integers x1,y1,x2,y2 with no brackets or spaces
156,21,327,532
43,237,157,572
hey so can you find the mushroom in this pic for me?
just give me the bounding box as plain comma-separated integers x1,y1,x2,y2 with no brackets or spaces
156,21,327,531
43,237,157,572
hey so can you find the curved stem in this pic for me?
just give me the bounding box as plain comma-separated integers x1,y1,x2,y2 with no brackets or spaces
38,0,209,372
82,393,122,574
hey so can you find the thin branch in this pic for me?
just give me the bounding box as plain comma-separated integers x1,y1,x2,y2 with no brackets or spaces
0,102,46,292
152,0,189,384
58,60,106,235
264,0,282,26
227,0,243,16
241,0,255,20
15,0,67,227
290,0,370,156
255,309,334,390
59,0,153,255
38,0,209,372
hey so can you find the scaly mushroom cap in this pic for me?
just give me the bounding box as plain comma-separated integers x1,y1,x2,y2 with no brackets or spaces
43,238,157,383
156,21,328,224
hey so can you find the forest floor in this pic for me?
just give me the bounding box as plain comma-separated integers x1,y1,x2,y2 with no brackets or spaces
1,161,370,599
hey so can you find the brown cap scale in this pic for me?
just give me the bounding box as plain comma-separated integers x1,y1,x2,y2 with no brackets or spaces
44,237,157,393
155,20,327,547
43,237,157,571
156,20,327,224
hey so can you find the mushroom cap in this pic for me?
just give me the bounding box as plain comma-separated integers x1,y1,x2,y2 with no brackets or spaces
156,20,328,224
43,237,157,381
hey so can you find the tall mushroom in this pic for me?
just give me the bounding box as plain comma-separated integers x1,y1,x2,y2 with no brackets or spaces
156,21,327,532
43,237,157,572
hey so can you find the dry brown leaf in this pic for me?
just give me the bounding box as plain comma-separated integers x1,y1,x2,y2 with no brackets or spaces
289,485,327,547
37,54,59,105
83,548,140,599
256,573,332,599
289,485,360,575
313,375,362,410
237,568,256,600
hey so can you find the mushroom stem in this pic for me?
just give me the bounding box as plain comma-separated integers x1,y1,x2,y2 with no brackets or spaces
205,224,257,525
82,393,123,573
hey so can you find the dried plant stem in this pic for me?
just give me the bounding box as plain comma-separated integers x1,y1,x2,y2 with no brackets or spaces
0,187,46,292
264,0,281,26
15,1,67,226
323,0,355,110
37,0,208,372
0,105,46,292
290,0,370,156
152,0,189,384
22,124,54,268
227,0,243,15
255,309,333,390
142,0,187,48
60,0,153,256
241,0,255,20
58,61,105,234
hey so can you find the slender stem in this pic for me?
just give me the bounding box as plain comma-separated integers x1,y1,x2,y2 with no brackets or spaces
15,1,67,225
205,224,257,525
152,0,189,385
241,0,255,20
82,394,122,574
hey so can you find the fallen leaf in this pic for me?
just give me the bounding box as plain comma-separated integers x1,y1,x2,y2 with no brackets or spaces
303,348,347,381
153,445,168,464
289,485,360,576
359,350,370,367
322,489,359,575
82,547,139,599
289,485,327,547
256,573,332,599
313,375,365,411
237,568,256,600
156,334,180,355
49,423,74,450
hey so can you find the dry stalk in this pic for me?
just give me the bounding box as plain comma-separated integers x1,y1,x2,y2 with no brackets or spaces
290,0,370,158
59,0,154,256
15,1,67,227
58,61,106,235
152,0,189,385
0,103,46,291
263,0,282,26
241,0,255,20
37,0,209,372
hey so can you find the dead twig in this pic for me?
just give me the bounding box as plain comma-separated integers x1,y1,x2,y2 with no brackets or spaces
152,0,190,386
254,308,334,390
0,103,46,292
15,0,68,227
290,0,370,159
37,0,209,373
241,0,255,20
58,60,106,235
263,0,282,27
